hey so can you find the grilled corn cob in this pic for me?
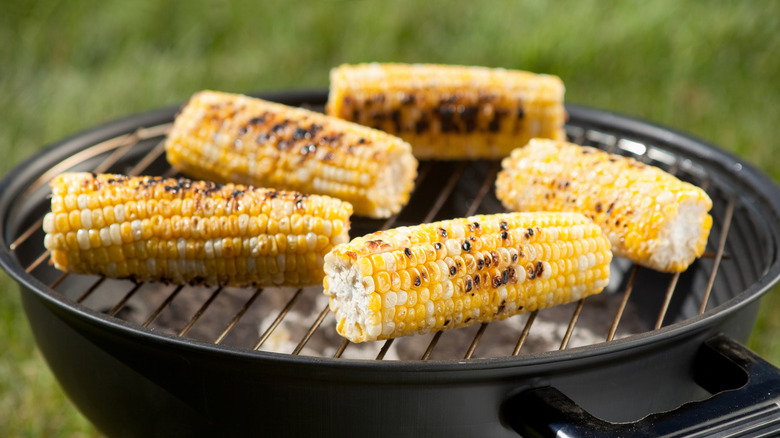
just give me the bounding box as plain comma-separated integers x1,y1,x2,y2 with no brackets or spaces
323,212,611,343
496,138,713,272
164,90,417,219
326,63,566,160
42,172,352,287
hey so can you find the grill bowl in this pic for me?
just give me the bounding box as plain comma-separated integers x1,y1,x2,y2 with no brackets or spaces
2,90,780,437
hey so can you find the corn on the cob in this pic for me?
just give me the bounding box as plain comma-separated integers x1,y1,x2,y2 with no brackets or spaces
164,90,417,219
323,212,611,343
496,138,713,273
326,63,566,160
42,172,352,287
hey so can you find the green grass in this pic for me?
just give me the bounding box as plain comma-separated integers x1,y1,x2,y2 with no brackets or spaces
1,0,779,435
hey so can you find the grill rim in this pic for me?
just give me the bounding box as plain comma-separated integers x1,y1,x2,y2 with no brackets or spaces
2,91,780,375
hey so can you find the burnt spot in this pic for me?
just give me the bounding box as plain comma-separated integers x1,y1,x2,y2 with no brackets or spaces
527,228,535,237
434,242,443,251
595,202,603,213
507,266,518,283
231,189,246,198
421,271,427,282
490,251,500,266
293,194,308,210
271,121,289,133
438,228,448,239
534,261,544,278
526,264,536,280
461,106,478,132
237,126,248,136
322,152,335,162
477,257,485,270
391,110,402,132
449,265,457,276
517,107,525,119
415,119,429,134
256,132,270,144
502,269,510,285
497,301,506,315
404,247,413,258
500,231,508,240
265,189,279,199
292,127,309,141
473,274,481,288
365,240,389,252
484,255,492,268
511,252,518,262
499,221,509,231
358,137,367,144
319,132,343,145
455,259,463,272
465,278,473,293
606,202,616,216
276,140,290,151
464,317,472,324
401,94,416,105
300,143,317,155
491,275,502,289
472,222,481,230
443,319,450,326
414,276,421,287
248,114,268,125
462,241,472,252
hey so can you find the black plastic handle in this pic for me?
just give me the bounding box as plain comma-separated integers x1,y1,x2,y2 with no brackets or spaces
503,334,780,437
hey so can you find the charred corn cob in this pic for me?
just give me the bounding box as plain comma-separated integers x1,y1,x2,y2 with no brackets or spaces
496,138,713,273
164,90,417,219
326,63,566,160
42,172,352,287
323,212,611,343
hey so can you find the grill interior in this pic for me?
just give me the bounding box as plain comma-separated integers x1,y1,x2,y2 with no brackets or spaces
5,96,774,362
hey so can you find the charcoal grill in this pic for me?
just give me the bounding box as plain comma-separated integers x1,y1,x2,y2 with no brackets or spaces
2,90,780,437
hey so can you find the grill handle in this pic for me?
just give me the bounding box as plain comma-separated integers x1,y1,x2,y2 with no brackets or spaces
502,334,780,437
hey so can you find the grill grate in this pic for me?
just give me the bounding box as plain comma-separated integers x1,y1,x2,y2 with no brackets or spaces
8,99,750,362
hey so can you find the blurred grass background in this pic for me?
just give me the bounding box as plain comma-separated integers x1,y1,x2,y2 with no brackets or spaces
1,0,779,435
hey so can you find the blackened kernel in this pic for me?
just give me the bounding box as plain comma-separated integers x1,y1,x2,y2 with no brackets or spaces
526,264,536,280
404,248,412,258
490,251,499,266
527,228,535,236
500,231,508,240
512,253,518,262
473,222,481,230
421,271,427,281
595,202,603,213
414,276,421,287
434,242,443,251
534,261,544,278
507,266,518,283
455,259,463,271
462,241,472,251
301,143,317,155
449,265,457,276
465,278,473,292
499,221,508,230
256,133,270,144
438,228,448,238
237,126,248,136
484,255,492,268
477,258,485,270
473,274,481,287
491,275,502,288
502,269,510,285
